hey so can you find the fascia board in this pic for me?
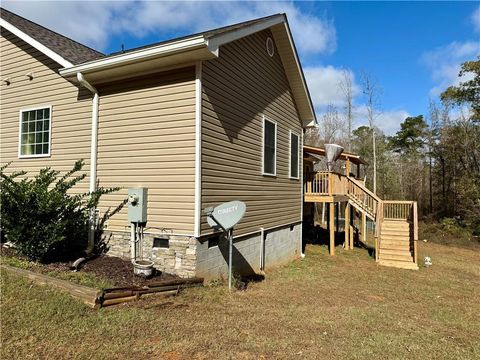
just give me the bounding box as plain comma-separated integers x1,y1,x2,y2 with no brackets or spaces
60,36,208,76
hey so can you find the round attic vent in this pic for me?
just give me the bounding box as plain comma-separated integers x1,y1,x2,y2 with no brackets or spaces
266,37,275,57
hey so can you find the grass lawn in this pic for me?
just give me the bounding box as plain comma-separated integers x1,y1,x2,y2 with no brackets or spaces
1,241,479,360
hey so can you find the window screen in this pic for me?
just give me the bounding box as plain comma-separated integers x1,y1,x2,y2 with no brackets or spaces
263,118,276,175
290,132,299,178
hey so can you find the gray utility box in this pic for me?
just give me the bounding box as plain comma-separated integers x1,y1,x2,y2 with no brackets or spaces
128,188,148,223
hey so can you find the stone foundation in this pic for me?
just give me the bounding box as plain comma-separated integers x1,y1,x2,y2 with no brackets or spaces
104,230,197,278
104,222,302,280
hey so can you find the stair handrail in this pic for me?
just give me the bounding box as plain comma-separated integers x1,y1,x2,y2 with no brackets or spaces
346,176,382,204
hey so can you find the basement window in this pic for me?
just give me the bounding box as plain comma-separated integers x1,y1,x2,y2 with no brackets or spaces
289,131,300,179
262,116,277,176
18,106,51,158
153,237,169,249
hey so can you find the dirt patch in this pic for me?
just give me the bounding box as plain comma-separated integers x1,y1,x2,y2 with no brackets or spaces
80,255,178,287
1,245,179,287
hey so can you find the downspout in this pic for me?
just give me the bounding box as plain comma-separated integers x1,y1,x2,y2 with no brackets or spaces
77,73,99,255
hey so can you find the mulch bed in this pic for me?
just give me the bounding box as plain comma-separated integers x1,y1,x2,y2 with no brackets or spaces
81,256,178,287
0,245,179,287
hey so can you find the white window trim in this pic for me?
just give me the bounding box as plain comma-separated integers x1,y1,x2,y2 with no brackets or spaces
18,105,52,159
289,130,300,180
262,115,277,177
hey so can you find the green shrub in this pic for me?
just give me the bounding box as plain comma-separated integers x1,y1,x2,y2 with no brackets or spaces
0,160,120,262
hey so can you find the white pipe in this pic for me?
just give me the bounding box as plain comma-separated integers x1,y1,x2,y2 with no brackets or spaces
260,227,265,270
76,73,99,255
131,223,136,263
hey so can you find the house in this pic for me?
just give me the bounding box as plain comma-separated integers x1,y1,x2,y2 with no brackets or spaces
1,8,316,279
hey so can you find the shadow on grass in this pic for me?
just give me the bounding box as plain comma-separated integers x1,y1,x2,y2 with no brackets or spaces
303,224,376,259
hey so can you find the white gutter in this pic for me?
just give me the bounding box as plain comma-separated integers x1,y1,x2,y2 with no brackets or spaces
60,36,208,77
76,73,99,254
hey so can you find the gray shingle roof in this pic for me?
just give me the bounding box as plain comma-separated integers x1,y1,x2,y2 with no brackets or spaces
108,13,284,56
1,7,104,65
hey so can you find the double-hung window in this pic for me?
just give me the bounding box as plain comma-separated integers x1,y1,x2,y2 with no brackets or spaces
262,117,277,176
19,106,51,157
289,131,300,179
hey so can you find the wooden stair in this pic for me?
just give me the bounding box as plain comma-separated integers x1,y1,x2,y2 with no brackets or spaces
378,220,418,270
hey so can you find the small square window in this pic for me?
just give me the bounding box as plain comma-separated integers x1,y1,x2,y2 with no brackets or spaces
19,107,51,157
153,237,169,248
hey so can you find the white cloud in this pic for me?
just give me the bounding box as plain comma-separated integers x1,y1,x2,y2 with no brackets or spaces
304,65,360,108
355,106,410,135
304,66,407,135
472,6,480,32
422,41,480,97
2,1,336,55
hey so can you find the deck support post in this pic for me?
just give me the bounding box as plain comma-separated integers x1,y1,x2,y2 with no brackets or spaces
362,212,366,244
344,203,350,250
329,202,335,256
350,224,354,249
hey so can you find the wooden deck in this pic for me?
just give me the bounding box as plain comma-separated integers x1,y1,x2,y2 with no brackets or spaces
304,171,418,270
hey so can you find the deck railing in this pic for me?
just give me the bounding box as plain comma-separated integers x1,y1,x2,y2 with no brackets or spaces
304,171,330,195
304,171,351,196
383,200,414,220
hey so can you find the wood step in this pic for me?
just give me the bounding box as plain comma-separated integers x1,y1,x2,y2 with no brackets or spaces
382,223,410,230
382,222,410,228
380,234,410,242
379,253,414,262
381,234,410,240
378,259,419,270
380,248,412,256
382,226,410,232
380,243,411,251
381,230,410,237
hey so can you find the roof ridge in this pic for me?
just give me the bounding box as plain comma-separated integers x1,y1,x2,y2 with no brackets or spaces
109,12,285,56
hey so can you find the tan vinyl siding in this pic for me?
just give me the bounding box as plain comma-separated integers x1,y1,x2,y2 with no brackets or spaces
201,30,303,236
0,30,91,193
96,67,196,234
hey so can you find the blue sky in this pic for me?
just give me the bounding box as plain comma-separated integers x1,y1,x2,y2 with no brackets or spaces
4,1,480,134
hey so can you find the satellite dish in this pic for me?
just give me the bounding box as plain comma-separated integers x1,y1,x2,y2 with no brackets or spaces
324,143,344,171
205,201,246,231
204,200,246,291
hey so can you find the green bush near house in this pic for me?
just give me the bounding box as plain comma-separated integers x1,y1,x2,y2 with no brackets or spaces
0,160,120,262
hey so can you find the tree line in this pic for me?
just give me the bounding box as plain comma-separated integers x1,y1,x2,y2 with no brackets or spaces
305,58,480,231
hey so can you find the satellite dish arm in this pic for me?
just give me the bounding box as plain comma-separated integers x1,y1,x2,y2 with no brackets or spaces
204,208,227,232
210,213,227,233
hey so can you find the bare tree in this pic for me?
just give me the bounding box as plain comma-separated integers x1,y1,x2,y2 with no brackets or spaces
321,104,346,145
339,69,354,151
361,72,382,194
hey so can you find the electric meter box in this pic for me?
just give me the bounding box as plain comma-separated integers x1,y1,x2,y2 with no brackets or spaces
128,188,148,223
